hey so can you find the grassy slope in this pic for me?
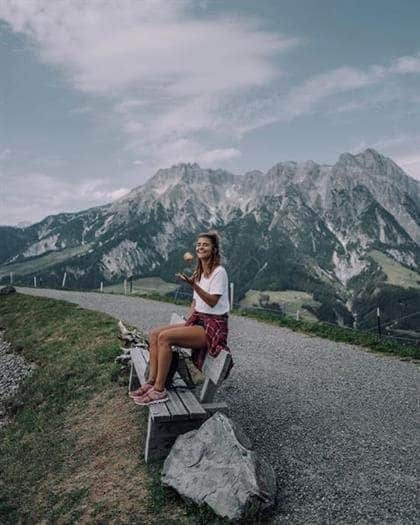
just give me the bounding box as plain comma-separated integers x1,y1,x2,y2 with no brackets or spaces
0,294,205,525
103,276,178,296
240,289,320,321
237,308,420,360
0,244,92,279
369,250,420,289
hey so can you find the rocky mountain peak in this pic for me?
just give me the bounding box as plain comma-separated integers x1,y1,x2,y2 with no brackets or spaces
336,148,399,177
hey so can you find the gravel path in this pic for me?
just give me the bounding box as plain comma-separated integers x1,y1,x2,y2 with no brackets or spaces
17,287,419,524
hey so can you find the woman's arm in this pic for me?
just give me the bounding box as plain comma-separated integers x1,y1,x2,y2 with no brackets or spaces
192,282,220,308
176,273,221,308
186,299,196,319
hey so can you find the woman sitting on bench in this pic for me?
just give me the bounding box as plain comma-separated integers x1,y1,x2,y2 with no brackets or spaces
131,231,230,406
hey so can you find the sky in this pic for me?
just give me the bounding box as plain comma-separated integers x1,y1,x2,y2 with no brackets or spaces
1,0,419,225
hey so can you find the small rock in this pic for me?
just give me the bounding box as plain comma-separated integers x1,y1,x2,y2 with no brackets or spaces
0,285,16,296
162,412,277,522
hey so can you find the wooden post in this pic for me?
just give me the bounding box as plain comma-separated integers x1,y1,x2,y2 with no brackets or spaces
62,272,67,288
229,282,234,309
376,307,381,338
100,281,103,293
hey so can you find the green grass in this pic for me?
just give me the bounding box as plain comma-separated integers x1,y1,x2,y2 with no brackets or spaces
235,308,420,360
103,276,179,296
0,244,93,279
240,289,320,321
0,294,204,524
369,250,420,289
0,294,122,522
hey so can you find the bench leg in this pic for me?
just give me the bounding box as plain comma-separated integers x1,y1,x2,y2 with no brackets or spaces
176,357,195,389
128,362,140,395
144,414,204,463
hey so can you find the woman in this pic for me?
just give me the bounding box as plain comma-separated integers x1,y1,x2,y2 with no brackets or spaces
131,231,230,406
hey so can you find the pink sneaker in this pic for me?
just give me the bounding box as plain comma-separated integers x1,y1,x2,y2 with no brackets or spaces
129,382,154,398
133,388,168,406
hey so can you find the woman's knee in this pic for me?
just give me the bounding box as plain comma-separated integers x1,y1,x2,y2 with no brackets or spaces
157,329,174,347
149,327,161,344
157,330,168,345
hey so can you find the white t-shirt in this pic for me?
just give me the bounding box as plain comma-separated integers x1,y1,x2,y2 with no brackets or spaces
193,266,230,315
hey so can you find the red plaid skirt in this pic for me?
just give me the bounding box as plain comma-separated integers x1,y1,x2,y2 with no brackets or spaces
185,310,230,371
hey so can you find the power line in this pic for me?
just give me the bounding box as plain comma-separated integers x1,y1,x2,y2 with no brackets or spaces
363,310,420,333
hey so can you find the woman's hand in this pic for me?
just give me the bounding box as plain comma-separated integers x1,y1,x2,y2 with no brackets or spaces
175,273,195,287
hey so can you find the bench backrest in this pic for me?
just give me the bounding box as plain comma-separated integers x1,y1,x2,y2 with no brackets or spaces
170,312,232,403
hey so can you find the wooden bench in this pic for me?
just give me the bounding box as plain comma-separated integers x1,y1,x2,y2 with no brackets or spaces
129,313,233,462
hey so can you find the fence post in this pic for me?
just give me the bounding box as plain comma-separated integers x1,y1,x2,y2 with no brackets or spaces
229,282,234,310
124,279,127,295
33,276,37,288
62,272,67,288
10,272,13,284
129,276,133,294
100,281,103,293
296,309,300,321
376,307,381,338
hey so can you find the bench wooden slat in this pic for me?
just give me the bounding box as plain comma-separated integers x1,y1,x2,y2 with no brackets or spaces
130,348,171,422
200,350,233,403
166,389,190,420
202,349,232,387
150,403,172,422
177,389,207,419
131,347,148,382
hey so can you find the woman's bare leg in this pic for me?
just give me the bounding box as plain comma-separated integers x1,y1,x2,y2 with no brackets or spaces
148,323,185,382
154,326,206,391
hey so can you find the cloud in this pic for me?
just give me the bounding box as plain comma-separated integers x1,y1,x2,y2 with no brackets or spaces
390,53,420,74
0,148,12,161
198,148,241,164
229,52,420,134
0,170,129,225
0,0,298,169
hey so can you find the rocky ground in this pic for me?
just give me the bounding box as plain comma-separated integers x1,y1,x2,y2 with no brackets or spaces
0,331,33,429
14,287,420,524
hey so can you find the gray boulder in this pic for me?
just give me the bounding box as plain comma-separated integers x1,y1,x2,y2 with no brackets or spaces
0,286,16,296
162,412,276,521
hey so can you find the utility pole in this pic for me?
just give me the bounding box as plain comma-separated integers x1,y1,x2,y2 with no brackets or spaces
229,282,234,310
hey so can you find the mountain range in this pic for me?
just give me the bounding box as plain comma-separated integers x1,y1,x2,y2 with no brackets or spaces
1,148,419,336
